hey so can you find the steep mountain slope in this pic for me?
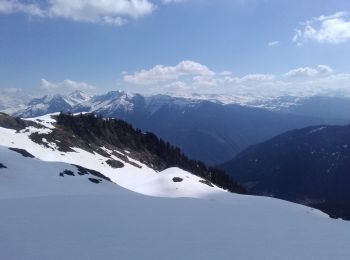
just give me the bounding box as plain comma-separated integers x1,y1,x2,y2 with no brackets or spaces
220,124,350,219
1,145,350,259
0,112,244,195
10,91,327,165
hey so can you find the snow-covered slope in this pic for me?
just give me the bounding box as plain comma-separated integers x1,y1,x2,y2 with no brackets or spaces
0,145,118,199
76,90,137,113
1,144,350,259
0,113,224,198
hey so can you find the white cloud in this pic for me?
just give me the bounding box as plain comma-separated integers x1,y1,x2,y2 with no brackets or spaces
240,74,275,82
284,65,333,77
316,64,334,75
123,62,350,98
193,75,217,87
293,11,350,44
124,60,215,85
40,79,96,94
124,61,282,95
285,73,350,97
162,0,187,4
218,72,350,98
48,0,155,22
0,0,156,26
0,0,44,16
161,81,190,92
268,41,280,47
0,87,31,109
218,74,275,86
220,71,233,76
102,16,127,26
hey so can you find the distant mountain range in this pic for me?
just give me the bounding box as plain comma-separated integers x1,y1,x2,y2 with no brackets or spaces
2,90,350,165
220,124,350,220
11,90,92,117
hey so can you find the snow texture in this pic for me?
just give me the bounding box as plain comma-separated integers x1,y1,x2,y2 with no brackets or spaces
1,146,350,259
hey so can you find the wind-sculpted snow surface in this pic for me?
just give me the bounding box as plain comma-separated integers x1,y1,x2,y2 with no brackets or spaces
1,146,350,260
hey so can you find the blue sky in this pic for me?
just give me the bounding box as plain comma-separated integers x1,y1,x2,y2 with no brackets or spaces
1,0,350,97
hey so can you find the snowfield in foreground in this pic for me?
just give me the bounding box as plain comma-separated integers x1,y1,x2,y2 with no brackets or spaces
1,145,350,260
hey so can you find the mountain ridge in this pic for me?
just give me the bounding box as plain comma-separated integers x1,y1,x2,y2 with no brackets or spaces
220,123,350,219
4,90,350,165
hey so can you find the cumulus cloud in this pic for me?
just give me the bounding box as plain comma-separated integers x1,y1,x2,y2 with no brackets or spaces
0,0,191,25
222,73,350,98
268,41,280,47
286,73,350,97
240,74,275,82
0,0,44,16
123,61,350,97
0,0,156,26
0,87,31,109
284,65,333,77
40,79,96,94
218,73,275,85
293,11,350,44
124,60,216,85
220,71,233,76
123,61,282,95
162,0,187,3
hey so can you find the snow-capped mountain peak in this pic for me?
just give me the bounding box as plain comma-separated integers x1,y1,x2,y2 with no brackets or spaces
65,90,92,105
